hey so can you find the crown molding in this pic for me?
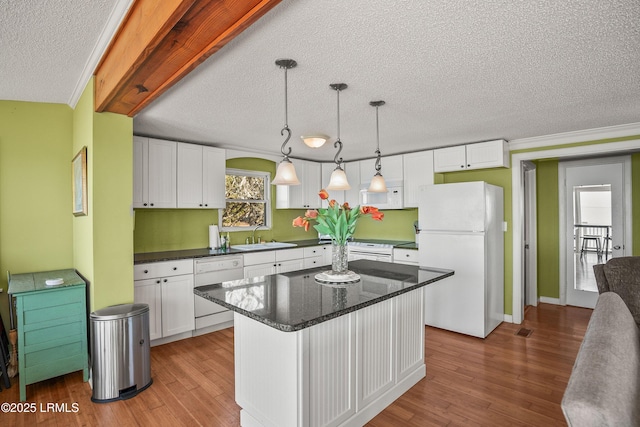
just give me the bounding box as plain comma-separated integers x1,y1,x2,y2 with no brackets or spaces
508,122,640,151
68,0,134,108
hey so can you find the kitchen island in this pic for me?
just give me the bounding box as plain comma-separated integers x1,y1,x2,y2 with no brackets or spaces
195,260,452,427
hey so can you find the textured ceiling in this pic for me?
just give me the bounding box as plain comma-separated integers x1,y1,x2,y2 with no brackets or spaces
0,0,128,106
3,1,640,162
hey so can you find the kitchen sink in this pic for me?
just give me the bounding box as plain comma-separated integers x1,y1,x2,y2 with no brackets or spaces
233,242,298,251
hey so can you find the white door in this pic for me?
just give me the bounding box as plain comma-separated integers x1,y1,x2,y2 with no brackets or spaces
523,162,537,306
562,157,631,308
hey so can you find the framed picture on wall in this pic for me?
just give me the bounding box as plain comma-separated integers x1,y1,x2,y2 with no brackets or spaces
72,146,87,216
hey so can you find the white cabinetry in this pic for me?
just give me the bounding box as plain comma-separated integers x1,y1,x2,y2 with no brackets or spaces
177,143,225,208
243,248,306,278
303,245,331,268
403,151,434,207
393,248,418,266
359,155,404,185
134,259,194,342
344,161,361,205
234,286,425,427
133,136,177,208
276,160,321,209
433,139,509,172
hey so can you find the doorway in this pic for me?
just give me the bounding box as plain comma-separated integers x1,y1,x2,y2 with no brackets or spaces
559,156,631,308
523,161,537,306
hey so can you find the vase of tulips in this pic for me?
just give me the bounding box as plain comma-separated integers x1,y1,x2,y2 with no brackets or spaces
293,189,384,281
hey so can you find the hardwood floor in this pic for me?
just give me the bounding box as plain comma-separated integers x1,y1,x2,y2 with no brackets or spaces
2,303,592,426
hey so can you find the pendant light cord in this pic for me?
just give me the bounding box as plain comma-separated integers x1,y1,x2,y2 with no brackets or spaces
277,60,295,157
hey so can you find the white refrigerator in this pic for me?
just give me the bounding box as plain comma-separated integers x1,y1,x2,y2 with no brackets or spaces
418,181,504,338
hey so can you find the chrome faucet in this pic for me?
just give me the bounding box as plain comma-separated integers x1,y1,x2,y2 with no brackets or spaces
252,224,267,244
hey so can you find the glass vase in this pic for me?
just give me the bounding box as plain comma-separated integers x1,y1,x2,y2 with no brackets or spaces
331,240,349,275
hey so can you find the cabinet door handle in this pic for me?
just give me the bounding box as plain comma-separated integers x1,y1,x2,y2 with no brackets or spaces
204,204,208,207
460,165,464,169
173,267,177,270
144,269,149,273
143,203,148,206
156,280,161,284
467,164,471,167
150,203,155,206
163,279,168,282
199,204,203,207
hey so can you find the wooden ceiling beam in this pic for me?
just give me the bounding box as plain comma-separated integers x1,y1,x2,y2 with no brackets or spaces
95,0,282,117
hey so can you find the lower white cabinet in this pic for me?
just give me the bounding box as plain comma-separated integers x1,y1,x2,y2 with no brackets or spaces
393,248,418,266
243,248,308,278
234,287,425,427
134,260,195,342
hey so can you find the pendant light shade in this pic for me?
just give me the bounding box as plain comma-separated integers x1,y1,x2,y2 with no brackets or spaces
367,100,388,193
326,83,351,191
271,58,300,186
368,172,388,192
301,135,328,148
327,165,350,190
273,158,300,185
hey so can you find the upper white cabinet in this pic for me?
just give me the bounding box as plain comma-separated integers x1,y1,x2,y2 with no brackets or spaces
177,144,225,209
276,160,321,209
403,150,434,207
344,161,361,206
359,155,404,184
433,139,509,172
133,136,177,208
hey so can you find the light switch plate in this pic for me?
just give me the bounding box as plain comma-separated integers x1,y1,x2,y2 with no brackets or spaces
503,221,508,232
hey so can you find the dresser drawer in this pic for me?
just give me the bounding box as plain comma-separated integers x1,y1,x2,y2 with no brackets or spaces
21,286,84,310
25,340,83,367
134,259,193,280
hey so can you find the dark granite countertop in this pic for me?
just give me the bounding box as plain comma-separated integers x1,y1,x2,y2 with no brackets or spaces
134,239,415,264
194,260,453,332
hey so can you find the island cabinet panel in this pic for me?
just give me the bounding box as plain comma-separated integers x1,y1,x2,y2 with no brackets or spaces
233,286,427,427
308,314,356,427
356,299,394,410
395,289,425,380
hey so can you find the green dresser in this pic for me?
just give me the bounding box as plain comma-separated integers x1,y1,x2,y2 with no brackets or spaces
8,269,89,401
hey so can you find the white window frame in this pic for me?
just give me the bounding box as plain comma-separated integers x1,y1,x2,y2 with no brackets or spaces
219,168,272,232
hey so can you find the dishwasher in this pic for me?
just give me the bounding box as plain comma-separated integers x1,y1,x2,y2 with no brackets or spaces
194,255,244,333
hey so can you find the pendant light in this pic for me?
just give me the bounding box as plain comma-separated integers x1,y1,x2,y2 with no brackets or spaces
367,100,388,193
326,83,351,190
272,59,300,186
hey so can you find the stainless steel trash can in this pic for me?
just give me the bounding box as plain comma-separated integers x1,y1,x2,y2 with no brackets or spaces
90,303,152,402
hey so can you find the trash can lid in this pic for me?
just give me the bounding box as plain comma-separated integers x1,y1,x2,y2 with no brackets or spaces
90,303,149,320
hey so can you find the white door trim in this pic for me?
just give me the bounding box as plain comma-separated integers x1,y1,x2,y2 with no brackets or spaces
511,138,640,324
523,163,538,306
558,156,632,307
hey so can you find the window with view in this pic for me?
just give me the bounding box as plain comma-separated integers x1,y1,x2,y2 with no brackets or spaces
220,169,271,230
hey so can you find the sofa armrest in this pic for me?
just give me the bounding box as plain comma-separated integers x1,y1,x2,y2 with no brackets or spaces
592,264,609,293
562,292,640,426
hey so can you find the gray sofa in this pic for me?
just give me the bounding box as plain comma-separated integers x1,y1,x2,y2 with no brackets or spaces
561,292,640,426
593,256,640,327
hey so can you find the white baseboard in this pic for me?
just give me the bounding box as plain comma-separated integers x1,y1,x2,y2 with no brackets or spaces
503,314,513,323
539,296,561,305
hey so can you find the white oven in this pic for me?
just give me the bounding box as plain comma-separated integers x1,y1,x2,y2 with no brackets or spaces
347,242,394,262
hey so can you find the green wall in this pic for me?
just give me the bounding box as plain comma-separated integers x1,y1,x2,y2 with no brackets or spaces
438,168,513,315
134,157,417,252
72,78,134,310
535,160,560,298
0,80,133,321
0,101,74,325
